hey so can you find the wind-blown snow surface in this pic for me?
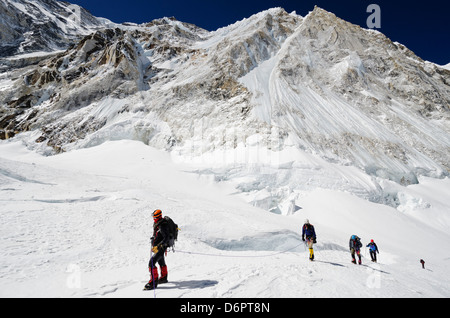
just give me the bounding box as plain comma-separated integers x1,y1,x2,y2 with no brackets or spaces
0,140,449,298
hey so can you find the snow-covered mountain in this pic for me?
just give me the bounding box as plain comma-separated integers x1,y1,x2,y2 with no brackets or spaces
0,0,108,58
1,1,450,298
1,3,449,213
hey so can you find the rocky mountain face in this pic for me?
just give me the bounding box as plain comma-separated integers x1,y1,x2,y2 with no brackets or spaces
1,2,449,204
0,0,105,57
239,7,450,183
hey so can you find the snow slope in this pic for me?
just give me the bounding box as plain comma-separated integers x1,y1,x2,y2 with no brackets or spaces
1,139,449,298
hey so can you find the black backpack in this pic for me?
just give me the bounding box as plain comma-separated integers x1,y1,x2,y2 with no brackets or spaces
163,216,179,248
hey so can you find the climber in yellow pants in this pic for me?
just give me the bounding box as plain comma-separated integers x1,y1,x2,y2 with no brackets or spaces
302,219,317,261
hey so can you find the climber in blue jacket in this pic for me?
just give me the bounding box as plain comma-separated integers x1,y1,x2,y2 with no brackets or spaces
302,219,317,261
366,239,379,263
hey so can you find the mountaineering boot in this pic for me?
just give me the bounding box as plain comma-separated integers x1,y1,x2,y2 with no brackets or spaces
158,265,168,284
144,267,159,290
309,248,314,261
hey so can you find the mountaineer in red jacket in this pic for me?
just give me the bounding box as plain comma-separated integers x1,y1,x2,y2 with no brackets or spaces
144,209,170,290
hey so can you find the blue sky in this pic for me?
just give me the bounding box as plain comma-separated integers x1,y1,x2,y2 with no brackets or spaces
68,0,449,65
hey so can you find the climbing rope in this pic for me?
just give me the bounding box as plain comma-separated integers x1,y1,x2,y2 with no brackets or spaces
173,242,305,258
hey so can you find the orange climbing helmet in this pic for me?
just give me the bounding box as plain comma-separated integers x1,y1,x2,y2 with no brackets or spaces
153,209,162,221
